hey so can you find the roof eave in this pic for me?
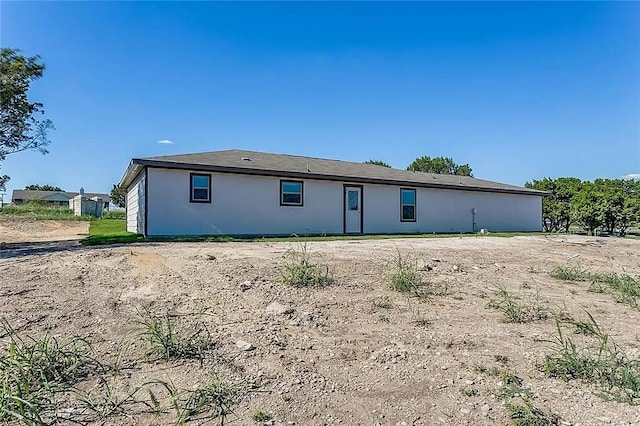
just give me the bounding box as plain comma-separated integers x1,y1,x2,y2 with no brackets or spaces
133,159,545,197
119,160,145,189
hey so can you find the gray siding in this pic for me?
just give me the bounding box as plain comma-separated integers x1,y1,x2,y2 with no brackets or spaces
126,171,145,234
144,167,542,237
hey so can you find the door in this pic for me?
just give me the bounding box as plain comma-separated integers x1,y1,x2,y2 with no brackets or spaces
344,186,362,234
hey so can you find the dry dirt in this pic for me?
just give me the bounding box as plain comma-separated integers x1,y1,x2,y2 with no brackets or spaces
1,220,640,425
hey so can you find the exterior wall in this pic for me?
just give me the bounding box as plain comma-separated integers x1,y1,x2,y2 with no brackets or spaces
126,171,146,234
144,167,542,236
70,195,104,217
364,184,541,233
146,168,343,236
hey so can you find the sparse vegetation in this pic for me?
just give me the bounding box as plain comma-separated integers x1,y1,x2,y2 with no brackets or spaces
495,372,532,400
388,250,450,299
541,313,640,404
136,310,218,362
252,409,273,422
488,285,548,323
279,242,334,287
506,401,560,426
175,378,251,425
551,266,640,309
390,250,421,292
0,320,102,424
459,386,478,397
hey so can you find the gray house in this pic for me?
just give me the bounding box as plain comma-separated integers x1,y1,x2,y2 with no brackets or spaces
120,149,544,237
12,189,111,210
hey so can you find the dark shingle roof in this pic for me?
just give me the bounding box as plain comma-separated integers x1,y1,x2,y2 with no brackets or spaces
12,190,110,202
122,149,544,196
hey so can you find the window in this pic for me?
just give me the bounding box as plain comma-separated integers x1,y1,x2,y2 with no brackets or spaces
190,173,211,203
281,180,303,206
348,190,359,210
401,188,416,221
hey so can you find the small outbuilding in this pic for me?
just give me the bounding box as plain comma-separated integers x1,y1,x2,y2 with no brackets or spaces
119,149,544,237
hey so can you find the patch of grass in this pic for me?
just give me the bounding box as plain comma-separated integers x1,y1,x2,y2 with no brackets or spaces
279,243,334,288
0,320,102,424
101,210,126,220
254,232,544,242
389,250,450,299
82,219,142,245
136,310,217,362
390,250,421,293
493,371,533,401
78,376,144,418
550,265,590,282
251,410,272,422
506,401,560,426
175,379,251,425
0,201,95,221
488,285,548,323
551,266,640,310
540,312,640,404
82,219,235,245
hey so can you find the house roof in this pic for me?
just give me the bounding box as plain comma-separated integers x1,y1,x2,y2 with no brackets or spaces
12,190,111,203
121,149,545,196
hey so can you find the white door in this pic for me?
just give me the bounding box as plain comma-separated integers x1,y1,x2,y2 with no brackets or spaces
345,186,362,233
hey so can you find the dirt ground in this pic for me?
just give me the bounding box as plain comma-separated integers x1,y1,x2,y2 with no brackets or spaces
1,220,640,425
0,216,89,243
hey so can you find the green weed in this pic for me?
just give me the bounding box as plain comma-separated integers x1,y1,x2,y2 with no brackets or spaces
251,409,272,422
175,379,250,425
279,243,334,288
488,285,548,323
540,312,640,404
459,386,478,397
550,265,590,282
551,266,640,310
0,320,102,423
506,401,560,426
390,250,421,292
136,310,217,362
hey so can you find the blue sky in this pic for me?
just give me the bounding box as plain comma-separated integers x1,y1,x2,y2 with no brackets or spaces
1,1,639,200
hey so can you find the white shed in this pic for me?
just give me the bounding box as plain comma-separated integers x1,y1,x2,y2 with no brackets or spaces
119,149,544,237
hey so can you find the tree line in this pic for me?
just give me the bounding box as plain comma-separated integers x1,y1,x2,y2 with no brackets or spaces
525,177,640,236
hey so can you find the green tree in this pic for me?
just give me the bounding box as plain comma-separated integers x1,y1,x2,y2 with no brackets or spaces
571,181,604,236
407,156,473,176
0,48,53,191
25,184,62,191
110,184,126,208
525,177,582,232
364,159,391,168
